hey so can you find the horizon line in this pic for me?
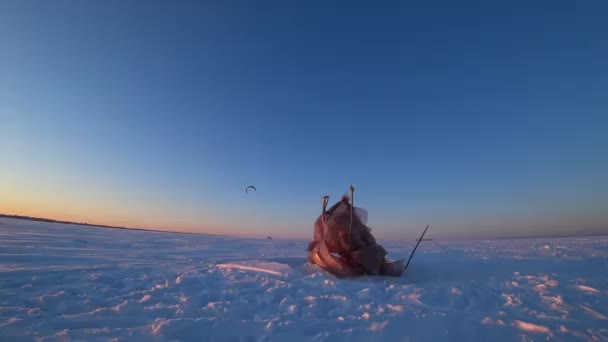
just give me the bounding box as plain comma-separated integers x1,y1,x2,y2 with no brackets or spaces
1,213,606,242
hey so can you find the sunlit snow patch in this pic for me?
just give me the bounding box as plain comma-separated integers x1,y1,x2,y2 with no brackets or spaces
216,261,293,276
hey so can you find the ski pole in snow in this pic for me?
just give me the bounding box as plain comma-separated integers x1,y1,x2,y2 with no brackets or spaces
348,184,355,249
404,225,430,272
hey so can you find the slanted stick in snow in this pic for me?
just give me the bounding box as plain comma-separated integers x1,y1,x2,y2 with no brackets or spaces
404,225,430,272
348,184,355,250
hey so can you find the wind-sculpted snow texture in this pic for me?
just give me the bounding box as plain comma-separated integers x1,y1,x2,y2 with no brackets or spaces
0,217,607,341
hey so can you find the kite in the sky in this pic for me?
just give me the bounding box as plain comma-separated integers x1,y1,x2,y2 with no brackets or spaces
245,185,256,193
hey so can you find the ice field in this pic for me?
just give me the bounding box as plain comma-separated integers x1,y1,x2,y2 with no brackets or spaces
0,217,606,341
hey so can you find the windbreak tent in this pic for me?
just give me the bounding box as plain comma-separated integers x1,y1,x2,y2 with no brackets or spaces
307,196,404,278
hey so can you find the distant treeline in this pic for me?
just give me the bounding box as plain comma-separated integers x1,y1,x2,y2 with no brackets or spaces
0,213,213,237
0,214,127,229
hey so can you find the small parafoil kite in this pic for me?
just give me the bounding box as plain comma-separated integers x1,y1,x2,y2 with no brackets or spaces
245,185,256,193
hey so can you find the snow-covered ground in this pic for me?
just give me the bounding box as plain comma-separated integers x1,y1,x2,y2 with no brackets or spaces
0,217,606,341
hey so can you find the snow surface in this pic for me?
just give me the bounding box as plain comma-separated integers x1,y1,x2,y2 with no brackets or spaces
0,217,607,341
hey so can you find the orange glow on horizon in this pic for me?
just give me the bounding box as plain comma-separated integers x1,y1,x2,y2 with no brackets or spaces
0,195,294,238
0,197,223,235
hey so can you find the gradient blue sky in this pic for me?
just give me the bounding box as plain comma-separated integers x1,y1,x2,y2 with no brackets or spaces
1,0,607,239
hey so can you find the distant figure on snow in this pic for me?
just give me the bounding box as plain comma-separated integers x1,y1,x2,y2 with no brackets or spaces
307,192,404,278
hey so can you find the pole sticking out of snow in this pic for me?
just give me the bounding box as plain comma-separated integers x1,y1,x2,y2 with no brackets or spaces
348,184,355,250
404,225,430,272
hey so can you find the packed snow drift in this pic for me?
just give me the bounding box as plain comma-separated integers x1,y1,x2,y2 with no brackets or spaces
0,217,606,341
